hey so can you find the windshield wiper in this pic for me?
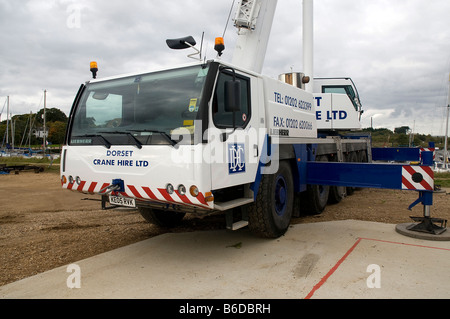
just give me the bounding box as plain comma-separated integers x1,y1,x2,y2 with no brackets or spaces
99,131,143,149
74,134,112,149
127,129,179,146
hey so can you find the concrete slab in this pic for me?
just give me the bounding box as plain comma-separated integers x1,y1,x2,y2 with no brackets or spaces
1,220,450,299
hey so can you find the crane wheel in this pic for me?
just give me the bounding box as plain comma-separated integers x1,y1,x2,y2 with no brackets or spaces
345,151,358,196
328,154,346,204
138,207,186,227
299,155,330,215
248,161,294,238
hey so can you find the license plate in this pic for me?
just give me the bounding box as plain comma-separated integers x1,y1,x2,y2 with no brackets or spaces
109,195,136,208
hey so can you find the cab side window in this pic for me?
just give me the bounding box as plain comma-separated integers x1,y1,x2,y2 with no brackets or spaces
323,85,359,111
213,71,251,128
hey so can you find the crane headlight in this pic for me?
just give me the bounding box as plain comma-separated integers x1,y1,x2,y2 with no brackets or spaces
189,185,199,197
177,185,187,196
166,183,174,195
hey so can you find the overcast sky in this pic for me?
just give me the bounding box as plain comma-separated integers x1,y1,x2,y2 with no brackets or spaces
1,0,449,135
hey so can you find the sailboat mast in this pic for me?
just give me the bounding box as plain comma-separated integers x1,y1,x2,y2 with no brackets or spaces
444,73,450,170
6,96,9,149
43,90,47,155
29,111,32,150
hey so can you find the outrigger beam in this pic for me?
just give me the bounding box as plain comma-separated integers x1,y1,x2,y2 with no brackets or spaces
303,149,447,236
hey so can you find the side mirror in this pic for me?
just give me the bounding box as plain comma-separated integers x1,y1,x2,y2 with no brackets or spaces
166,36,197,50
224,80,241,113
166,36,202,61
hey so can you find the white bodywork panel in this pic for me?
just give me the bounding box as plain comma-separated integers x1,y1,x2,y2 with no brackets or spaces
314,93,361,130
209,75,264,191
313,78,362,131
209,71,317,191
264,76,317,138
62,144,214,209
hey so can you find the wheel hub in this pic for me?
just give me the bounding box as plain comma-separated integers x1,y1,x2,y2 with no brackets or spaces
275,176,287,216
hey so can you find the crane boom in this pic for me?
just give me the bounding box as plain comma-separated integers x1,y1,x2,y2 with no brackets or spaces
231,0,278,73
303,0,314,92
231,0,314,91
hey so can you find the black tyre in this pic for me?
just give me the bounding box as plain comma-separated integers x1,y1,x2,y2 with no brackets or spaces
355,150,368,191
248,161,294,238
345,152,358,196
300,155,330,215
138,207,186,227
358,150,368,163
328,154,346,204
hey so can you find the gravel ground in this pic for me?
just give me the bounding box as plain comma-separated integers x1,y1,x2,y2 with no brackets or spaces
1,170,449,287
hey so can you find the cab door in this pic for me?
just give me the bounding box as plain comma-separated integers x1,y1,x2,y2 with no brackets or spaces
209,69,262,191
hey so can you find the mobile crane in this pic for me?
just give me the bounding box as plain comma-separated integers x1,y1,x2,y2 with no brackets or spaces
61,0,440,238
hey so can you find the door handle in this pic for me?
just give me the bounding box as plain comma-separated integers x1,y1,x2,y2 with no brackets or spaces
253,144,258,157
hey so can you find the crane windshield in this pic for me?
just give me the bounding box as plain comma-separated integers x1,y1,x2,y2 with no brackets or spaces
69,64,209,147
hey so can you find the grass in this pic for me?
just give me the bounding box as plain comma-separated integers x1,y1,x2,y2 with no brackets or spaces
2,155,450,183
435,172,450,179
435,172,450,188
0,156,60,173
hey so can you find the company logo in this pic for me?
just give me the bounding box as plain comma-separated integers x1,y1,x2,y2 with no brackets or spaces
228,144,246,174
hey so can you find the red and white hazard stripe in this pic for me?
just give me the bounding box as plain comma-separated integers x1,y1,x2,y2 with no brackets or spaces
65,180,110,194
402,166,434,191
64,180,212,209
127,184,211,209
420,148,436,160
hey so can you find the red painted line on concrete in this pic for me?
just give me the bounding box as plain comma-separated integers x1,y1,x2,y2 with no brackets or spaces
359,237,450,252
305,238,362,299
304,237,450,299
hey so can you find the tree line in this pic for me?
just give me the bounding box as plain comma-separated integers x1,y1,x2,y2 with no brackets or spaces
0,108,67,147
0,109,446,149
363,127,445,148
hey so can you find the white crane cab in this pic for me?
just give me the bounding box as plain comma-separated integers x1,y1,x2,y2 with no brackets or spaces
313,78,363,131
61,60,316,226
62,0,438,239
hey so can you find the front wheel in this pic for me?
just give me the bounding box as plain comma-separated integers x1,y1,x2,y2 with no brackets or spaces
138,207,186,227
248,161,294,238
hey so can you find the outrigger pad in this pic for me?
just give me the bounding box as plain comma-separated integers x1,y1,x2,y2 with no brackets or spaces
407,216,448,235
